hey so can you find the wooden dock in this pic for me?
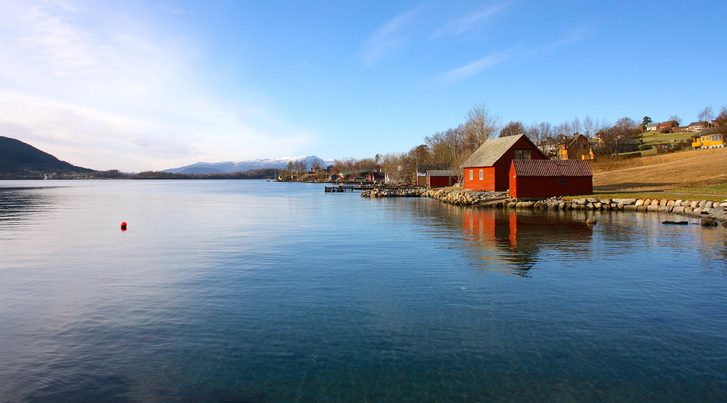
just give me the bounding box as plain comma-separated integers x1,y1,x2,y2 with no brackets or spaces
324,185,375,192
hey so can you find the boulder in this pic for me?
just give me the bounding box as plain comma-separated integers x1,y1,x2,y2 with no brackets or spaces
684,207,693,213
698,200,706,208
659,199,668,207
701,219,719,227
693,208,702,214
690,201,699,208
658,206,672,213
635,199,645,207
672,206,685,213
666,200,675,207
594,202,602,209
650,200,660,206
704,201,713,209
646,205,660,212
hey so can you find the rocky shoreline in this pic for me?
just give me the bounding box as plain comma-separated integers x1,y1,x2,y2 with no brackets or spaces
361,187,727,225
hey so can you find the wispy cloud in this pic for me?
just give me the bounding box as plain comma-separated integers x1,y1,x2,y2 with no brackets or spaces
437,47,518,82
361,6,423,65
434,1,512,38
436,27,594,82
0,0,316,171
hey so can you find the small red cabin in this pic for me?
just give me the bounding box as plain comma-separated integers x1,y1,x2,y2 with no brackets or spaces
427,170,459,188
509,159,592,198
461,134,546,191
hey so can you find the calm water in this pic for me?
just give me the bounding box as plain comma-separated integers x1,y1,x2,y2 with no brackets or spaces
1,180,726,402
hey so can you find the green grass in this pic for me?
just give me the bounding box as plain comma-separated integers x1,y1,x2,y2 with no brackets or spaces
640,131,694,146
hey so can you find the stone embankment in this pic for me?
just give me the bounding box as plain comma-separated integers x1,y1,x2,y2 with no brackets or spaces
360,188,426,198
361,187,727,224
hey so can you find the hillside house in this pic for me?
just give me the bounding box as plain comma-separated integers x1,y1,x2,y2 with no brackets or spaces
461,134,546,192
657,120,679,133
509,159,593,198
645,122,658,132
686,121,709,133
557,134,595,161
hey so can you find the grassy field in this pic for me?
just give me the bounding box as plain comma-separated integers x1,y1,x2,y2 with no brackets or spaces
586,147,727,200
640,131,694,146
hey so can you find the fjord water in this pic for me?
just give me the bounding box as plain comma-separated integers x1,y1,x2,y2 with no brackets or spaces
1,180,725,401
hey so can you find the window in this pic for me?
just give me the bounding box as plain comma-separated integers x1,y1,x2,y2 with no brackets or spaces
479,169,484,180
513,149,531,159
469,169,473,181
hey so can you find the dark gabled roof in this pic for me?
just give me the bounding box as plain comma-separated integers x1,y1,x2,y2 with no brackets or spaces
416,162,450,173
426,169,460,176
512,159,592,177
567,134,589,148
461,134,535,168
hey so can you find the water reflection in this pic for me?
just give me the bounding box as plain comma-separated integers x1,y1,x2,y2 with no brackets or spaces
405,201,595,275
0,188,55,225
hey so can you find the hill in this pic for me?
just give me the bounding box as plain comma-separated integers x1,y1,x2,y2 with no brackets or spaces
166,155,329,175
591,147,727,199
0,136,93,178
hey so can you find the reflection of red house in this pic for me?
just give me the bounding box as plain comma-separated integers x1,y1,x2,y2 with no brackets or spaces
509,160,592,198
461,134,546,192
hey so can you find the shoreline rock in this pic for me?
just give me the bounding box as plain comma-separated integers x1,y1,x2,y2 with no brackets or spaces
360,186,727,224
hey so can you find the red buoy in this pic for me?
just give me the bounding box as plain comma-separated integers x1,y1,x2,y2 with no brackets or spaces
120,221,127,231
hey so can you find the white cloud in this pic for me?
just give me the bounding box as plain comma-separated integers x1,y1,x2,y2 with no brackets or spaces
434,1,512,38
436,27,594,82
437,48,517,82
361,6,423,65
0,0,316,171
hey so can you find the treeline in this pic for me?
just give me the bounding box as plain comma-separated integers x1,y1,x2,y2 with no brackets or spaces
333,104,727,184
91,168,278,180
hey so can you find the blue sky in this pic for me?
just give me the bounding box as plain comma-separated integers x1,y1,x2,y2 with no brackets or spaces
0,0,725,171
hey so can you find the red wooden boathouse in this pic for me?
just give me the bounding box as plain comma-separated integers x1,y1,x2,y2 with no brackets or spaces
461,134,546,192
509,159,592,198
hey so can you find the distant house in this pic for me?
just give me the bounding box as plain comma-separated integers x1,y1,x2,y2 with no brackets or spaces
656,120,679,132
426,170,460,188
339,169,383,182
645,122,658,132
461,134,547,192
509,159,592,198
686,121,709,133
557,134,595,161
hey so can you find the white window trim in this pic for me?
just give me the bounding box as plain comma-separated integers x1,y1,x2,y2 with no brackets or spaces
479,169,484,180
469,169,473,181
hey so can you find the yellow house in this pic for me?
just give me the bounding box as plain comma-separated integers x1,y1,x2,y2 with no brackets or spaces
558,134,595,160
692,133,725,149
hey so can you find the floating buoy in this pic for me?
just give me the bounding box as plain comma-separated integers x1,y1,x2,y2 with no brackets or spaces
120,221,127,231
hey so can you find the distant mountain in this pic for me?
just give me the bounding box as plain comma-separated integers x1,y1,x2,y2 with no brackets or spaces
166,155,330,175
0,136,93,178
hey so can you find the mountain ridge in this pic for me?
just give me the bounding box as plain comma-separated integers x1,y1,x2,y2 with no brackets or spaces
165,155,331,175
0,136,93,178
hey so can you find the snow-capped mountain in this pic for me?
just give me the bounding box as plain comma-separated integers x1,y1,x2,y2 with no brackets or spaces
165,155,330,175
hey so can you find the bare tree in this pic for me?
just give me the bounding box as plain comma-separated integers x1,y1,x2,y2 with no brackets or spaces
668,115,681,126
698,105,714,123
583,116,594,136
499,121,525,137
463,104,499,149
571,117,581,134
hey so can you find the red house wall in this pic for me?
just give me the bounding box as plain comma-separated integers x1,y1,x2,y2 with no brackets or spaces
463,136,546,192
462,167,496,191
509,166,593,198
428,175,458,188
